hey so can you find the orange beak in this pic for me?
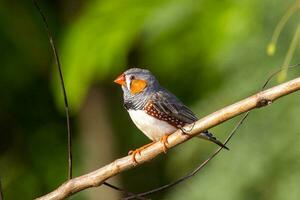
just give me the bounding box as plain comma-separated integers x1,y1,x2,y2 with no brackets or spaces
114,73,126,85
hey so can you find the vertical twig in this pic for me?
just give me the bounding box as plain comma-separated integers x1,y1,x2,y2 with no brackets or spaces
32,0,72,180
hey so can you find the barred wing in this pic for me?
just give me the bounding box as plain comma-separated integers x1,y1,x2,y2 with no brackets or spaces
150,90,198,125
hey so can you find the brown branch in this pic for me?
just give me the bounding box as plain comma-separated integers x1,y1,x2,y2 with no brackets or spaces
36,76,300,200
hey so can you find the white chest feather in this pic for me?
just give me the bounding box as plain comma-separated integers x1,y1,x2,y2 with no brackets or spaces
128,110,177,141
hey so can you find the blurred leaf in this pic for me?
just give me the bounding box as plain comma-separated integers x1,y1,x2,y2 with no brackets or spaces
54,0,168,112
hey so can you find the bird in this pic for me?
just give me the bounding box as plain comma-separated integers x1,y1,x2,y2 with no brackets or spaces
114,68,228,163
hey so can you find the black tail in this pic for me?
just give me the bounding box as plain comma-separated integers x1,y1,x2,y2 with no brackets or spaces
198,131,229,150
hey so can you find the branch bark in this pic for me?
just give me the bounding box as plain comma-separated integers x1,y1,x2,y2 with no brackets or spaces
36,76,300,200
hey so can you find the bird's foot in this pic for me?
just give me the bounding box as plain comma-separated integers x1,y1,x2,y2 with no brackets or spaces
128,142,155,165
160,134,170,153
179,123,195,135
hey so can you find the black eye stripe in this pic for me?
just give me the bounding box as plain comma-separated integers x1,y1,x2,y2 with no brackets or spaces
130,75,135,80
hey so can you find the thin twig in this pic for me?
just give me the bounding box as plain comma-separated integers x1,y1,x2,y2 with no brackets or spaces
36,75,300,200
103,182,148,200
32,0,73,180
262,63,300,89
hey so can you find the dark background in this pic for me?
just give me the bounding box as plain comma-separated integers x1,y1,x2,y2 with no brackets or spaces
1,0,300,199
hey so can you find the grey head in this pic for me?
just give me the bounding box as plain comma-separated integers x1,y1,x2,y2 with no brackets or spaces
117,68,160,110
123,68,159,93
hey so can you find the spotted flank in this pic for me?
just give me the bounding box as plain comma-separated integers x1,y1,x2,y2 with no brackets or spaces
144,101,185,128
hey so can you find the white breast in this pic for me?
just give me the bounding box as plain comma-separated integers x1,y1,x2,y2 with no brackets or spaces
128,110,177,141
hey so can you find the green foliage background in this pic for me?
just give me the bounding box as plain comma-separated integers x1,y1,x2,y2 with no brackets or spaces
1,0,300,199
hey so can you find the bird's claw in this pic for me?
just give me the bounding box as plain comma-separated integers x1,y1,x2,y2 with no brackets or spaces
128,135,170,165
160,135,170,153
128,149,141,165
128,142,155,165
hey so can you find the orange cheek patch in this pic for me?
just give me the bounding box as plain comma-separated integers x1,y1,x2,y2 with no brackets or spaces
130,79,147,94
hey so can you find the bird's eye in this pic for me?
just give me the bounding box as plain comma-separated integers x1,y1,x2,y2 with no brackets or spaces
130,75,135,80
